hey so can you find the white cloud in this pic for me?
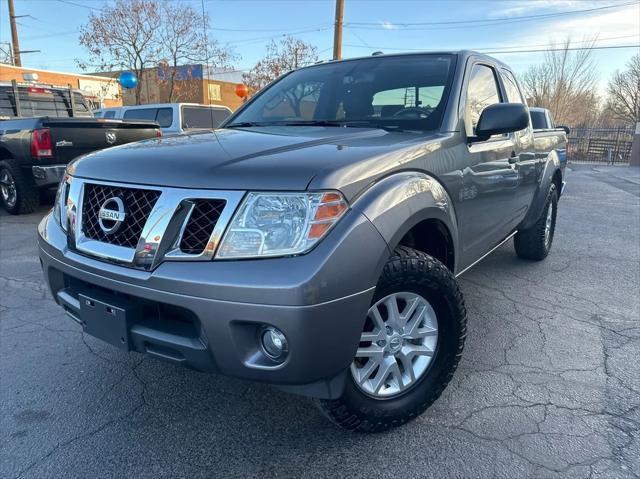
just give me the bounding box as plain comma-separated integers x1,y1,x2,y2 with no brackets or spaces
490,3,639,94
486,3,639,57
486,0,580,19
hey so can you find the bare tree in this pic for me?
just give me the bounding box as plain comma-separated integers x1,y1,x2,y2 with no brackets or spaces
79,0,161,105
157,1,234,102
522,37,599,126
79,0,233,105
605,54,640,127
243,37,319,93
0,42,14,65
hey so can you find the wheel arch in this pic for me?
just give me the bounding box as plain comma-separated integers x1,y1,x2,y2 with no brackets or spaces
0,146,15,161
519,152,561,230
351,171,459,274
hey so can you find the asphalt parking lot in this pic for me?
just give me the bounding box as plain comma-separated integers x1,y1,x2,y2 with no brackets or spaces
1,165,639,479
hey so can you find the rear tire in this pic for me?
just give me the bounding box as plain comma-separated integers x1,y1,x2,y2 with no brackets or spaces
0,160,39,215
514,183,557,261
315,246,467,433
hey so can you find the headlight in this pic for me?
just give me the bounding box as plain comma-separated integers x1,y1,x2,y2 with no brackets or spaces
53,174,71,232
216,191,348,259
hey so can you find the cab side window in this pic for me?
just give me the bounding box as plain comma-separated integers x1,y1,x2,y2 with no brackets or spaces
465,64,502,136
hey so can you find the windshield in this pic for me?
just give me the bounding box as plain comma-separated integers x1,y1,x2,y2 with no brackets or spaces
228,54,456,131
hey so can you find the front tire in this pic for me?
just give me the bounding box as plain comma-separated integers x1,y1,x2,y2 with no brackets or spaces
316,246,467,432
514,183,558,261
0,160,39,215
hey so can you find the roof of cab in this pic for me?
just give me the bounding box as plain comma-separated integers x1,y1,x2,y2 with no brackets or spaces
300,50,513,72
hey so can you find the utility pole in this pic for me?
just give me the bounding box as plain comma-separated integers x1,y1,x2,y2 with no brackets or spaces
8,0,22,66
332,0,344,60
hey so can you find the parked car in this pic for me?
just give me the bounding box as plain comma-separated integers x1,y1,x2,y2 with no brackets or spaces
93,103,232,135
38,51,566,432
0,81,162,214
530,107,570,166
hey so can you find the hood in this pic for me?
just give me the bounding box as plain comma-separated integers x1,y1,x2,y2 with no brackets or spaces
69,126,445,199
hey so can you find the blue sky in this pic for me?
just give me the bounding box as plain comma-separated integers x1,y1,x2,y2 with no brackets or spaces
1,0,638,91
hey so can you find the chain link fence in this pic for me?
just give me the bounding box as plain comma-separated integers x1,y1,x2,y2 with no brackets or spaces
567,127,635,164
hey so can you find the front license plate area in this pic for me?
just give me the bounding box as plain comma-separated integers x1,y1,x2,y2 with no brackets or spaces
79,293,130,351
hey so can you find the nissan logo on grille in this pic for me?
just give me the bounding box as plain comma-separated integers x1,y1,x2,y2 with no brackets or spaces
98,197,126,234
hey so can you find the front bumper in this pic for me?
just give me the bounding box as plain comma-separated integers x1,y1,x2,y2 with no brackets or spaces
32,165,66,186
38,209,388,398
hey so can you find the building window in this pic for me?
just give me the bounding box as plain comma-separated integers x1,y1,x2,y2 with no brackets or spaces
208,84,221,101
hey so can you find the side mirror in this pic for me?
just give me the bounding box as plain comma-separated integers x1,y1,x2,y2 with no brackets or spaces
558,125,570,135
473,103,530,141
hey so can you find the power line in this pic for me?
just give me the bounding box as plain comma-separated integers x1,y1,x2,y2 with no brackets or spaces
346,1,639,30
347,1,637,26
55,0,99,10
343,43,640,54
211,23,330,32
484,44,640,54
222,26,332,47
343,35,640,53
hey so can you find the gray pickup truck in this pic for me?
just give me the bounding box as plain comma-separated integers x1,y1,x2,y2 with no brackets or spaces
38,51,566,432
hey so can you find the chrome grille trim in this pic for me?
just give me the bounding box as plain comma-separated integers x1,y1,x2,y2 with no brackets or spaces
65,177,245,270
178,199,227,255
82,184,161,248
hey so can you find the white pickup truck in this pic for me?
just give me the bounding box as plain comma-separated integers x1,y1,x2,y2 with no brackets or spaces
93,103,232,136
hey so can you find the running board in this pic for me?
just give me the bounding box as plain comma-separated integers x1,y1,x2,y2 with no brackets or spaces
455,231,517,278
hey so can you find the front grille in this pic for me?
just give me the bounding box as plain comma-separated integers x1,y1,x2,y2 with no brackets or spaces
82,184,161,248
179,199,226,255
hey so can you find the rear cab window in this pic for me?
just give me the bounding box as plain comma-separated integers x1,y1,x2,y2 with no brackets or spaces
0,87,14,119
123,107,173,127
0,85,91,118
530,110,547,130
181,106,230,130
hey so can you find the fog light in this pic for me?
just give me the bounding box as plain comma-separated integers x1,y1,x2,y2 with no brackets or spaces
261,327,288,360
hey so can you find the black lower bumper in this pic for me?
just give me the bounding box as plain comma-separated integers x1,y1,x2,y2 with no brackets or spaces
31,165,66,186
56,282,215,373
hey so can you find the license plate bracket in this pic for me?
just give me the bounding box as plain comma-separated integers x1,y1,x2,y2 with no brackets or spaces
79,293,130,351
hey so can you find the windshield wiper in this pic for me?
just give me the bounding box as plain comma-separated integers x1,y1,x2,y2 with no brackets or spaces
282,119,399,129
225,121,272,128
280,120,352,127
226,119,406,132
283,120,410,132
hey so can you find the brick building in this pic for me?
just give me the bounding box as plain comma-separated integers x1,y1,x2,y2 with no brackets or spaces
95,65,246,111
0,63,121,109
0,63,246,112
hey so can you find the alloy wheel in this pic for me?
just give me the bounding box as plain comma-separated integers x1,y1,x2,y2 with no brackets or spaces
0,169,17,208
350,292,439,398
544,201,554,247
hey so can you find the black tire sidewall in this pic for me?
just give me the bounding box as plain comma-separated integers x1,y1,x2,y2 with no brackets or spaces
342,279,459,416
323,248,466,429
0,160,38,215
0,163,18,213
514,182,558,260
545,186,558,255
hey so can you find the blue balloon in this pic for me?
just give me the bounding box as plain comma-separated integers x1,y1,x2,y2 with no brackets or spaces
119,71,138,89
